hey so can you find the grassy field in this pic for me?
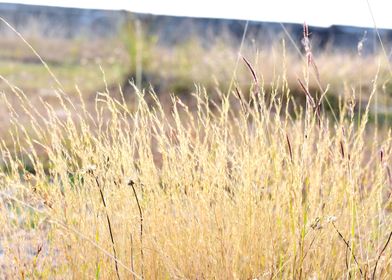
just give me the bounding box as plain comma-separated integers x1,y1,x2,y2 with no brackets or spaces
1,20,392,279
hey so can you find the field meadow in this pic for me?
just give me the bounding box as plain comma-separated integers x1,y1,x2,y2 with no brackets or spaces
1,15,392,279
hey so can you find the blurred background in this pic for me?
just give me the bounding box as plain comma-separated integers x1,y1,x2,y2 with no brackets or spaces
0,0,392,137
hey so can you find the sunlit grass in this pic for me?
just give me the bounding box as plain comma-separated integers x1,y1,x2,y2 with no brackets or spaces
1,17,392,279
1,55,392,278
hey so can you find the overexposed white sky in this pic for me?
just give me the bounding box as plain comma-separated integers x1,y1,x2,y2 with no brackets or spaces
1,0,392,29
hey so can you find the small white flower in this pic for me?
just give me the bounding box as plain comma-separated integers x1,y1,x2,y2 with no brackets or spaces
327,216,337,223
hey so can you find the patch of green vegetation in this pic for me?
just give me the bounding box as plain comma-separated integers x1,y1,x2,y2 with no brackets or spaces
0,61,128,95
120,17,158,81
368,111,392,125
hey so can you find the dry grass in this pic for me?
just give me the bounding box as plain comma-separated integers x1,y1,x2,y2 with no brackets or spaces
1,20,392,279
